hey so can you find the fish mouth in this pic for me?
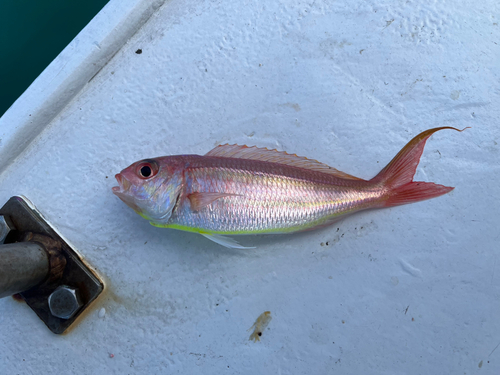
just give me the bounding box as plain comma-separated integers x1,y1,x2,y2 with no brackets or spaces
112,173,141,212
112,173,130,194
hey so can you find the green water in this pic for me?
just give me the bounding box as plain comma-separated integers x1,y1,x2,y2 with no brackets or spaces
0,0,109,118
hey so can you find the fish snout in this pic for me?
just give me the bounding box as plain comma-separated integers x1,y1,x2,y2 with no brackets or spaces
112,173,131,194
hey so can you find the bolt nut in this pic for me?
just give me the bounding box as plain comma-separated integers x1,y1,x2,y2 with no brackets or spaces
0,215,15,244
48,286,83,320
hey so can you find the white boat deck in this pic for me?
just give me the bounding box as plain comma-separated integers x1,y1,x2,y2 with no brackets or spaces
1,0,499,373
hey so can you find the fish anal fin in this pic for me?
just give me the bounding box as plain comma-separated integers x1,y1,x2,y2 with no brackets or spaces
188,192,241,211
205,144,364,181
200,233,255,249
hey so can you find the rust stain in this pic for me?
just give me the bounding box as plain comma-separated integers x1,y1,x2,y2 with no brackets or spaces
12,293,24,302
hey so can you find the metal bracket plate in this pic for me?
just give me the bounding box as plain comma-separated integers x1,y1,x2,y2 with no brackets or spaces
0,196,103,334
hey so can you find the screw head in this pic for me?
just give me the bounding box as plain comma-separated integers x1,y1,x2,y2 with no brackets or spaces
48,286,82,320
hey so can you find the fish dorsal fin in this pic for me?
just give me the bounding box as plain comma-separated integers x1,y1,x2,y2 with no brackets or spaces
205,144,364,181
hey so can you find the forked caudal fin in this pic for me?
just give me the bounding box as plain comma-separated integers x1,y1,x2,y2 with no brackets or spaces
371,127,468,207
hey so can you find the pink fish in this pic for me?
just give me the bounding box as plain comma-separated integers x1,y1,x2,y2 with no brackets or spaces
112,127,466,248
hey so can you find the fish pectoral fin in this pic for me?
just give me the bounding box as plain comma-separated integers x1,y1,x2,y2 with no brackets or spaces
200,233,256,249
188,192,241,211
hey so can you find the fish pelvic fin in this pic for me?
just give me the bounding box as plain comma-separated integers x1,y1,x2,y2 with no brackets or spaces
200,233,256,249
372,127,469,207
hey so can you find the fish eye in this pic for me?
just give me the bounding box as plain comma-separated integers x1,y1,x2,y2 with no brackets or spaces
140,165,152,177
136,160,158,179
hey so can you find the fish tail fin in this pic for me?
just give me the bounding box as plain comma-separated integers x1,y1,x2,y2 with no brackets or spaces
371,127,468,208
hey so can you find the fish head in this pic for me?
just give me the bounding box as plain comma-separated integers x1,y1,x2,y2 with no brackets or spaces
112,157,183,223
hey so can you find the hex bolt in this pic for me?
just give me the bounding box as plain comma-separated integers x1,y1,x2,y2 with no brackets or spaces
48,286,83,320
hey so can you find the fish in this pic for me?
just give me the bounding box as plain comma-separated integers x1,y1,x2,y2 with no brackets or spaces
112,127,467,248
248,311,272,342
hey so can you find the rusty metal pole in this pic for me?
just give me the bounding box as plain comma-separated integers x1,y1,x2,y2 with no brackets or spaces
0,197,102,333
0,242,50,298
